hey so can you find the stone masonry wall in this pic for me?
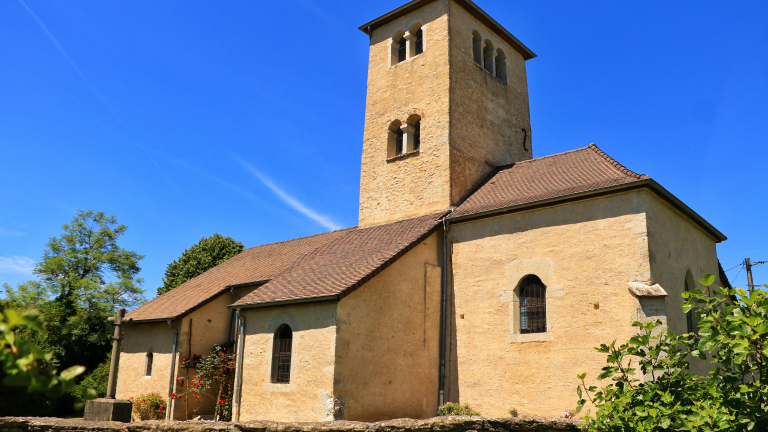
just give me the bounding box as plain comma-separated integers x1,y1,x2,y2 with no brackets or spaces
0,417,583,432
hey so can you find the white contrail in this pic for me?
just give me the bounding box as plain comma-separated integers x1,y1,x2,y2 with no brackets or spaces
17,0,199,219
17,0,112,109
236,157,342,231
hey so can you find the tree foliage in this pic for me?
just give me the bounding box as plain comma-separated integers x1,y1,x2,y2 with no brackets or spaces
0,308,91,412
1,210,144,414
157,234,244,296
577,274,768,431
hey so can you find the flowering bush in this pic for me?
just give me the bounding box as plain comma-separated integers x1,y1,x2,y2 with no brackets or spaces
177,345,236,421
509,408,519,417
437,402,481,416
130,392,166,420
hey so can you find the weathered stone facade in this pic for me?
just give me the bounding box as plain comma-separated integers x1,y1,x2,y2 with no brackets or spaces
358,0,533,228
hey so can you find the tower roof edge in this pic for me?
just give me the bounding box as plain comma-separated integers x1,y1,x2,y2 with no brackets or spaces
358,0,536,61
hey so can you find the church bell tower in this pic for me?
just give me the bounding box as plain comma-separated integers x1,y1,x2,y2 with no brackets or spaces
357,0,536,228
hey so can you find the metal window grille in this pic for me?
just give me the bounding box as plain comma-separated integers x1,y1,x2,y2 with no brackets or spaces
415,29,423,55
145,352,153,376
271,325,292,384
413,121,421,151
520,276,547,334
395,129,404,155
398,37,407,63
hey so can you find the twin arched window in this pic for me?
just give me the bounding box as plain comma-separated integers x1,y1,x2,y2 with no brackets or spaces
271,324,292,384
391,24,424,66
388,116,421,158
519,275,547,334
471,30,507,85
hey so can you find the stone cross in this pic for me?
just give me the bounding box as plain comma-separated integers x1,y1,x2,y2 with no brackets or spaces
105,308,131,399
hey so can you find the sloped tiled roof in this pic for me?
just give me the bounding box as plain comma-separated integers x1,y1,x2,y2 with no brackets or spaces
126,228,352,322
233,212,447,308
450,144,650,219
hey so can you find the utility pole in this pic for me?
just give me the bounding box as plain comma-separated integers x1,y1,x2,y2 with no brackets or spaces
745,258,767,293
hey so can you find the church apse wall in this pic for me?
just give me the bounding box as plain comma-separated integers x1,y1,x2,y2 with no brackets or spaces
644,192,722,376
446,191,652,418
237,302,338,422
334,233,442,422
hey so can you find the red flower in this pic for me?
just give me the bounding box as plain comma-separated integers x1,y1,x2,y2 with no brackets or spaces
194,395,199,399
183,358,187,362
178,394,183,399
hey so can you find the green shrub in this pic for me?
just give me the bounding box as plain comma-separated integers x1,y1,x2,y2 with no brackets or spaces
437,402,481,416
509,408,519,417
130,392,166,420
71,355,110,402
576,274,768,431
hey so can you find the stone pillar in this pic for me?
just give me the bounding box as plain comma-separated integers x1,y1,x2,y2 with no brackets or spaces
404,32,417,60
84,309,133,422
489,51,498,77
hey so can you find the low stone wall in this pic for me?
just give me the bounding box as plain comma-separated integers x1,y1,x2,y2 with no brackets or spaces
0,417,583,432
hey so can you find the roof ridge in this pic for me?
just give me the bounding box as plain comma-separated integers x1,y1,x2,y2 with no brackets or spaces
512,146,593,166
245,226,356,251
587,143,650,180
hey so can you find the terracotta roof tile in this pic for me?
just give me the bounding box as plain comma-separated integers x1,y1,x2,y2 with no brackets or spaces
233,212,447,307
449,144,649,219
126,228,352,322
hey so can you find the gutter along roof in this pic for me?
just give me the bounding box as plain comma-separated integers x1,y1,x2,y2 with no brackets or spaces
447,144,727,243
358,0,536,61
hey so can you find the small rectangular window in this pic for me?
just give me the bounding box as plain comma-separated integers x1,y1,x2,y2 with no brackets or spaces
413,121,420,151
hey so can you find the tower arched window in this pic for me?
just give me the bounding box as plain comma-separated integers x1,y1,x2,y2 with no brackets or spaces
391,30,406,66
483,40,495,75
388,120,404,157
519,275,546,334
271,325,293,384
145,352,153,377
472,31,483,66
495,48,507,84
414,28,424,55
413,120,421,151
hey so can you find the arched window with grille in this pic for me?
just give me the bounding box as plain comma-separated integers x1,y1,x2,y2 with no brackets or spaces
519,275,547,334
145,352,153,377
271,325,293,384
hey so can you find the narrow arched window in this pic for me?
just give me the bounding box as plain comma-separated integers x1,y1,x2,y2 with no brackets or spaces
684,278,697,334
145,352,153,377
472,31,482,66
391,30,406,66
495,49,507,84
395,128,404,155
414,28,424,55
483,40,495,75
271,325,292,384
519,276,546,334
413,120,421,151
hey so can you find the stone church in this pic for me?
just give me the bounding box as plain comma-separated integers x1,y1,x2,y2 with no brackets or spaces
118,0,728,422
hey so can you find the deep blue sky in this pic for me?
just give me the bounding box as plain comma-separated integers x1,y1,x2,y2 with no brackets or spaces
1,0,766,299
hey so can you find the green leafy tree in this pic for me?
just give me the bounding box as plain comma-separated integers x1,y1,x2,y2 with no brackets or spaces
1,210,144,415
157,234,244,296
576,274,768,431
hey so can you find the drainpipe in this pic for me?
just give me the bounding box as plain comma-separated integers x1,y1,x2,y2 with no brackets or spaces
438,217,450,407
166,321,178,420
232,311,246,422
